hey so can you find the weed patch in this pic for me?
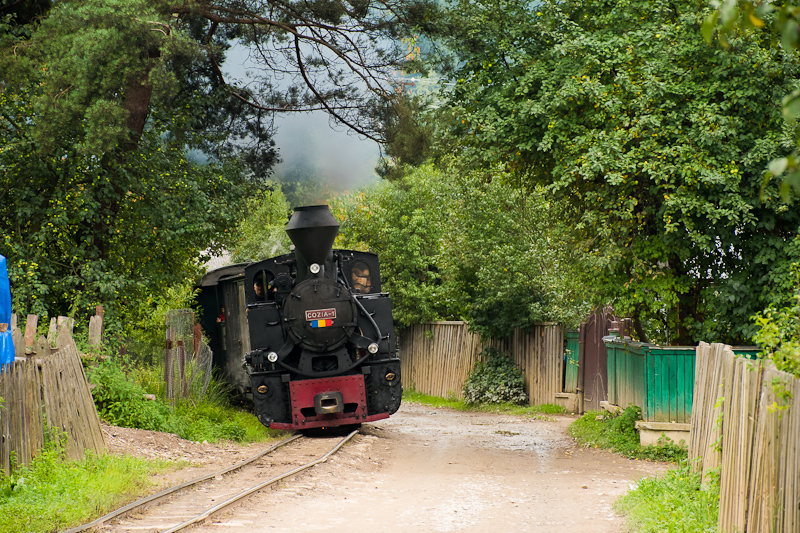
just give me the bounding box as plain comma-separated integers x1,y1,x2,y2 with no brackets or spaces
615,462,719,532
568,407,686,462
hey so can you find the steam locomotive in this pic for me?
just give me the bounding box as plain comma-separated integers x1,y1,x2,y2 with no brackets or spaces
236,205,401,430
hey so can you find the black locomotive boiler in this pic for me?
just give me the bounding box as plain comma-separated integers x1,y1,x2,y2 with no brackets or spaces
243,205,401,430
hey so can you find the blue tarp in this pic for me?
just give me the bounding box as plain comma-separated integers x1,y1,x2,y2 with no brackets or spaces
0,254,15,364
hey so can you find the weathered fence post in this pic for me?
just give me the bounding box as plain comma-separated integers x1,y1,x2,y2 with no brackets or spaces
47,317,57,346
165,326,175,400
24,314,37,352
88,305,104,351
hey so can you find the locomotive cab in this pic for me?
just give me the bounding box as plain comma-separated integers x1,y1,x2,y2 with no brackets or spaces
244,205,401,430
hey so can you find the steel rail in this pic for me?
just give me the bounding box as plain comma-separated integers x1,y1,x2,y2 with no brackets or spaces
63,433,302,533
161,429,359,533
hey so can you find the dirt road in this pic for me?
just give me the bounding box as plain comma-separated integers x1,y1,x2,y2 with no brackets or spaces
186,402,668,533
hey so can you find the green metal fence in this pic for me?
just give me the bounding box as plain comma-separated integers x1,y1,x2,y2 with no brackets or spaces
605,337,760,423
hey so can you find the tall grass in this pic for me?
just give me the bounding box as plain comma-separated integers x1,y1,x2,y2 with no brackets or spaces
615,463,720,532
0,437,174,533
87,360,283,443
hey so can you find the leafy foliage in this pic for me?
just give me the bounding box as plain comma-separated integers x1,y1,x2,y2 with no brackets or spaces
568,407,687,462
704,0,800,199
1,73,251,322
230,186,292,263
462,347,528,405
89,361,170,431
442,166,595,337
332,161,593,334
437,0,800,344
752,262,800,377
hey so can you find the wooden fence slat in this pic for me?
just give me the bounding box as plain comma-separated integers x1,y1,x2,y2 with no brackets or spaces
399,322,564,405
691,343,799,533
24,315,37,350
0,327,105,475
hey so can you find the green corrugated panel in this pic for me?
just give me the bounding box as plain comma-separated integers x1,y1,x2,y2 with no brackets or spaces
605,339,694,423
605,340,759,424
648,346,695,423
564,331,580,393
676,352,685,422
604,338,647,412
732,347,761,360
607,342,617,403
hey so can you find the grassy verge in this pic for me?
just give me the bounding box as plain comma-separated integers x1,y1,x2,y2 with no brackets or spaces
569,408,717,532
568,407,687,462
1,387,285,532
402,389,567,419
1,359,287,531
614,463,719,532
0,439,176,533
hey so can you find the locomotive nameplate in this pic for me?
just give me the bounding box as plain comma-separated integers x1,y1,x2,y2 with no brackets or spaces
305,308,336,321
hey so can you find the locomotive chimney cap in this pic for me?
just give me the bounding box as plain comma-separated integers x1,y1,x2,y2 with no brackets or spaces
286,205,340,266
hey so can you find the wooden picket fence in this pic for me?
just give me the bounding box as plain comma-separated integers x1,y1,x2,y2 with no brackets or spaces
399,321,564,405
0,315,106,474
690,342,799,532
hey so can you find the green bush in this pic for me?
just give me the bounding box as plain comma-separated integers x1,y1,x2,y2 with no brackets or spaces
569,406,686,462
752,265,800,378
462,347,528,405
88,360,170,431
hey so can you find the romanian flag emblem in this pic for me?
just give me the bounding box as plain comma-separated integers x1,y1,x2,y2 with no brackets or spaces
311,319,333,328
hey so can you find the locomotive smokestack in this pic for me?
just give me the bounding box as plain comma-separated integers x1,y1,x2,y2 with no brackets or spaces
285,205,340,270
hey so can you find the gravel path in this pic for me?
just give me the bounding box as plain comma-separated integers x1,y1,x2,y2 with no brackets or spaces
159,402,670,532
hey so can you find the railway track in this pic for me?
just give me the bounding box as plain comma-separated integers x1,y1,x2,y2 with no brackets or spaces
64,430,359,533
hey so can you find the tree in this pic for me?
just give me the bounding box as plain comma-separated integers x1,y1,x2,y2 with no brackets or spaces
441,167,595,338
0,5,253,320
331,161,593,336
230,185,292,263
331,165,457,326
0,0,439,321
437,0,800,344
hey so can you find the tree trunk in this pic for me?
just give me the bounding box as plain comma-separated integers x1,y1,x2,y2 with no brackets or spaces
122,73,153,152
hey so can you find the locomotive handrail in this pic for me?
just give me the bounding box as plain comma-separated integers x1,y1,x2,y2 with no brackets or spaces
353,293,383,343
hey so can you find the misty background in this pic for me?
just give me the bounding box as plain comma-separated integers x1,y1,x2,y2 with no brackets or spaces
224,45,383,206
